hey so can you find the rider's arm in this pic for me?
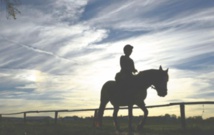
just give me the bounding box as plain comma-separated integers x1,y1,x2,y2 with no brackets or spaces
130,59,137,73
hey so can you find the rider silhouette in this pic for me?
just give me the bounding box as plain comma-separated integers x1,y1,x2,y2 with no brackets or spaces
115,44,137,83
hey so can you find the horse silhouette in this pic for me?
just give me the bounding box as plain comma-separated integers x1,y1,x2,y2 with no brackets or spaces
95,66,169,131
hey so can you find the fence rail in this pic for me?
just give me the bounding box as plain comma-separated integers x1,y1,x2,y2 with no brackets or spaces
1,101,214,129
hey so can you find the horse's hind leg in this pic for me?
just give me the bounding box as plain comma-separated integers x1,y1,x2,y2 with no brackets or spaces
136,102,148,130
113,105,120,131
128,105,134,132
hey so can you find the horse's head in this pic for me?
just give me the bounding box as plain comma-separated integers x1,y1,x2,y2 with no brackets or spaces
152,66,169,97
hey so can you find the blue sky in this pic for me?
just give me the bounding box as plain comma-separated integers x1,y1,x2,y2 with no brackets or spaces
0,0,214,118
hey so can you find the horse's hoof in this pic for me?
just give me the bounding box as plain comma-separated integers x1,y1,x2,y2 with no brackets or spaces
129,127,135,132
137,125,143,131
95,126,102,130
128,131,135,135
116,128,123,133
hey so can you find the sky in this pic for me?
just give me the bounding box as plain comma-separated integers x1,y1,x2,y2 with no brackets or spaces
0,0,214,118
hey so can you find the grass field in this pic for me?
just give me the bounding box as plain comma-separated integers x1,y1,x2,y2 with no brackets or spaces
0,117,213,135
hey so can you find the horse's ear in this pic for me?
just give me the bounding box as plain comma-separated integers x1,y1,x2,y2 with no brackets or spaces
166,68,169,73
159,65,163,71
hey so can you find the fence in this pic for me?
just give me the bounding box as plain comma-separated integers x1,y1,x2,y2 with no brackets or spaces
0,101,214,129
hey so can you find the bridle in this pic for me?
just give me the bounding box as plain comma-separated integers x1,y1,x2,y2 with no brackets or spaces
151,85,157,90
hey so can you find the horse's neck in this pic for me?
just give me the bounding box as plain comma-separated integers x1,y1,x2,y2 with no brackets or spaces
137,70,157,88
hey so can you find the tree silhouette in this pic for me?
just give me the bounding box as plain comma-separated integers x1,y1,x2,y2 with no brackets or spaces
1,0,21,19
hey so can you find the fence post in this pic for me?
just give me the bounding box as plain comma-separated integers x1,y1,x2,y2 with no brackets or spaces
24,112,27,123
180,103,186,129
55,111,58,124
0,114,2,122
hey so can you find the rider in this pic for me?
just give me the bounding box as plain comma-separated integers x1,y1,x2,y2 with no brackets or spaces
115,44,138,83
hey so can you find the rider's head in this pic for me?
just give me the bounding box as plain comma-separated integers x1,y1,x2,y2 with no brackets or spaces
123,44,133,56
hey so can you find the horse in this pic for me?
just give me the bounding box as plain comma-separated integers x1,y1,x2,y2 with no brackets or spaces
95,66,169,131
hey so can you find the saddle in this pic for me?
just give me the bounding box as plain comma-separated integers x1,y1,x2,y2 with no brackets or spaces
115,72,135,89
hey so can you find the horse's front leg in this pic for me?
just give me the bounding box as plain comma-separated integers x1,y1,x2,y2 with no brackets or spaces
136,102,148,131
113,105,120,131
128,105,134,132
97,99,108,128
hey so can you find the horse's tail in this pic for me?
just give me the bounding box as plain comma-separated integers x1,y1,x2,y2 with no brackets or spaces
96,81,114,128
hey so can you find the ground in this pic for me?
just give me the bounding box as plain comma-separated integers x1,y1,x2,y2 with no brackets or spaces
0,117,213,135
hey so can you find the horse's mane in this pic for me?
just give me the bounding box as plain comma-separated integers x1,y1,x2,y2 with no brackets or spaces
138,69,158,76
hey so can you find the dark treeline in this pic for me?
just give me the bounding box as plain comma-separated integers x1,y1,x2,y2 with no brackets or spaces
96,114,214,125
1,114,214,124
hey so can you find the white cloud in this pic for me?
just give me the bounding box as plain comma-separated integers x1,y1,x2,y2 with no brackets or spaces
86,0,214,32
57,27,108,56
